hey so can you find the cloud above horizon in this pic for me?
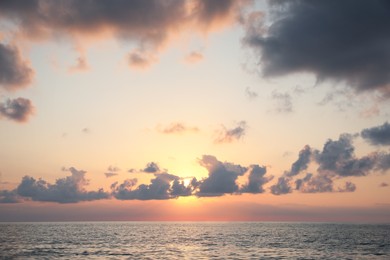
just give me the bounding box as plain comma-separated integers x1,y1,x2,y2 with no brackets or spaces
15,167,109,203
0,97,35,122
271,128,390,195
214,121,247,144
157,122,200,135
1,123,389,203
243,0,390,98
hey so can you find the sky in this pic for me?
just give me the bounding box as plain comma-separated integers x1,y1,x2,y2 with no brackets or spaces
0,0,389,222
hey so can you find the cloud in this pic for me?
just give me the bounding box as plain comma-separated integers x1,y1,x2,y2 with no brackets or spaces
270,177,292,195
338,182,357,193
379,182,389,187
157,122,199,135
361,122,390,146
243,0,390,98
128,50,156,69
298,174,334,193
196,155,247,196
111,173,196,200
271,128,390,195
104,172,118,178
245,87,258,99
0,97,35,122
214,121,247,144
184,51,203,63
0,1,248,59
240,165,271,193
314,134,377,177
68,56,89,72
171,177,198,197
142,162,160,173
115,155,271,199
15,167,109,203
271,91,292,113
82,127,90,134
0,190,21,203
108,165,120,172
285,145,312,177
0,43,33,90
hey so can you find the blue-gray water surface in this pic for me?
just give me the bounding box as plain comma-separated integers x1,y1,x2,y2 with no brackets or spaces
0,222,389,259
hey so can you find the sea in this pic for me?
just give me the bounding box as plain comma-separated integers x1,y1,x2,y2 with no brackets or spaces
0,222,389,259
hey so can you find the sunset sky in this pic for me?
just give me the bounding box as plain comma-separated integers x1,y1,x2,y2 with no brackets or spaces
0,0,389,222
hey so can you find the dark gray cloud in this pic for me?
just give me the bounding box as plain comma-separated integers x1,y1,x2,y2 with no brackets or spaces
142,162,160,173
171,178,198,197
243,0,390,97
157,122,199,135
296,174,356,194
376,152,390,172
270,177,292,195
197,155,247,196
314,134,377,177
286,145,312,177
271,127,390,195
298,174,333,193
0,190,21,203
16,167,109,203
214,121,247,144
338,182,357,193
240,165,270,193
112,173,197,200
0,97,34,122
0,43,33,90
361,122,390,146
295,173,312,190
114,156,270,199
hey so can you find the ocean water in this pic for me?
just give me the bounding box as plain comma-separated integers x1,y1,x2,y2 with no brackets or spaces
0,222,389,259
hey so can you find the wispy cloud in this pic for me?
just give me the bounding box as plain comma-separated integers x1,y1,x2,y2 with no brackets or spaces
271,91,292,113
245,87,258,99
184,51,203,64
214,121,247,144
157,122,199,135
68,56,89,73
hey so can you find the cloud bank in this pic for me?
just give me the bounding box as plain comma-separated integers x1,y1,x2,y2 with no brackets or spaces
1,123,389,203
15,167,109,203
271,128,390,195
